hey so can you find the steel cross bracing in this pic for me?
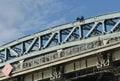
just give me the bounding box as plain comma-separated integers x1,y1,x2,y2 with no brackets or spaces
0,12,120,66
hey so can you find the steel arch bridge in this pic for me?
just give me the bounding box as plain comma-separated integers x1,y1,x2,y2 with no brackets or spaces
1,12,120,81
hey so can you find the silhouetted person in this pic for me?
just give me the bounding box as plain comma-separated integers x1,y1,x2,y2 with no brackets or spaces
76,17,81,21
76,16,84,22
81,16,84,21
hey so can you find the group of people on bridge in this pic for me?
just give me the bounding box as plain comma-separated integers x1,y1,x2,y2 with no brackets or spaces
76,16,84,22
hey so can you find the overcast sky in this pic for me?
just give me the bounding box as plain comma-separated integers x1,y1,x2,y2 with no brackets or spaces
0,0,120,45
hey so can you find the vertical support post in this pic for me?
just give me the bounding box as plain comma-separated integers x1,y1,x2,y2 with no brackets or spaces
58,31,61,44
102,20,107,33
4,48,8,61
39,36,42,49
79,25,83,39
21,42,26,55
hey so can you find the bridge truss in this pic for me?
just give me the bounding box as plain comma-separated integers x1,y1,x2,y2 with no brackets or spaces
1,12,120,63
0,12,120,81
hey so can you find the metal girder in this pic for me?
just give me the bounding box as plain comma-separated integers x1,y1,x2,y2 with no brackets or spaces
79,26,83,38
4,49,8,61
63,29,79,38
25,38,38,53
27,40,39,47
8,47,19,56
86,22,98,37
58,31,61,44
43,33,56,48
84,24,102,34
42,35,50,40
102,21,106,33
0,12,120,51
0,12,120,65
39,36,42,49
21,42,26,54
0,31,120,67
63,27,77,42
106,20,116,26
111,20,120,31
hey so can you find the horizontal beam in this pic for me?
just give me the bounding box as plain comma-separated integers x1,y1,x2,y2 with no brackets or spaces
0,31,120,67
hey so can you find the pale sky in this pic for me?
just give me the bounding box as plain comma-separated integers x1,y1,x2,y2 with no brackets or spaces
0,0,119,45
